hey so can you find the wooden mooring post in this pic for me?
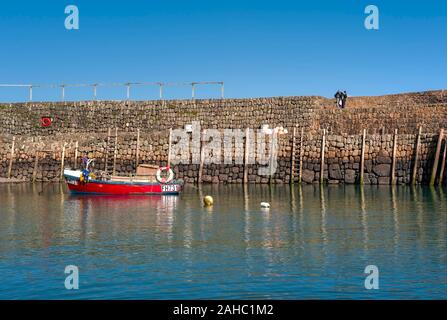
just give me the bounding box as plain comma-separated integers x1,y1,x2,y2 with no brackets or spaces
430,128,444,186
74,141,79,169
320,129,326,185
198,130,205,184
269,131,278,185
244,128,249,184
105,128,111,173
32,151,39,182
298,127,304,184
360,129,366,185
136,129,140,167
167,128,172,167
60,143,67,180
7,136,15,179
412,126,422,185
290,127,297,184
438,139,447,186
112,127,118,176
391,129,398,185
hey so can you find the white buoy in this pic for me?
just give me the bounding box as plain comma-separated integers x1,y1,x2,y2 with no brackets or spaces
260,202,270,209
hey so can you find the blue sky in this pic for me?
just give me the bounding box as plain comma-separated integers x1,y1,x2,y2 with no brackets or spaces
0,0,446,101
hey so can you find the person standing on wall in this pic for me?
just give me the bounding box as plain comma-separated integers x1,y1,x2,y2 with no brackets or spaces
334,90,348,109
335,90,343,108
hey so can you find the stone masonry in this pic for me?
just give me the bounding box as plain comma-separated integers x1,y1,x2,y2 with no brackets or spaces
0,89,446,184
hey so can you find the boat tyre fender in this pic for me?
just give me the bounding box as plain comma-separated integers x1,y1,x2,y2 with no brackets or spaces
156,167,174,183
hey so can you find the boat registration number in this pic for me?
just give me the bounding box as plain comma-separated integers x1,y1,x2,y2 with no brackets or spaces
67,180,78,186
162,184,178,192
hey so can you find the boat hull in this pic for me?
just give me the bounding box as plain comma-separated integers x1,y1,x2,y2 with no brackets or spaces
65,178,183,195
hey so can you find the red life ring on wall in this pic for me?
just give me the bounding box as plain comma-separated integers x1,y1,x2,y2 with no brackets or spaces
41,117,52,127
156,167,174,184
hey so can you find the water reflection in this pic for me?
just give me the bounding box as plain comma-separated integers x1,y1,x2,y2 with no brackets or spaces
319,185,328,257
391,186,399,258
360,185,369,256
0,184,446,299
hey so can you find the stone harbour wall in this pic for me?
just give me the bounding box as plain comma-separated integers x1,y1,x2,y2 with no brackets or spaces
0,132,170,182
1,90,447,137
314,89,447,134
1,89,446,184
0,97,318,136
0,130,441,185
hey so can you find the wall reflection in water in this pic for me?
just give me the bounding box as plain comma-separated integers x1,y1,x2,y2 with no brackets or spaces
0,183,446,299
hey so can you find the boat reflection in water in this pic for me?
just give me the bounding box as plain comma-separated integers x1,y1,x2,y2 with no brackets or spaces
64,193,178,243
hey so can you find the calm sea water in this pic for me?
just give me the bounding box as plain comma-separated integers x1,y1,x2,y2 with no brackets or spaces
0,183,446,299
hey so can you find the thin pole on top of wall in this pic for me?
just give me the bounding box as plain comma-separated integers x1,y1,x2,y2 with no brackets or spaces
221,82,225,99
159,83,164,107
29,85,33,102
159,83,163,100
126,83,131,100
191,83,196,100
93,84,98,100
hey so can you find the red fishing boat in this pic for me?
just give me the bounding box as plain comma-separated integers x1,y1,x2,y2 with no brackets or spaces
64,160,183,195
